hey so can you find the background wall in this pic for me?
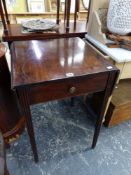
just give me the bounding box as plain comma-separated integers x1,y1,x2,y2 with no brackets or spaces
6,0,27,13
5,0,88,13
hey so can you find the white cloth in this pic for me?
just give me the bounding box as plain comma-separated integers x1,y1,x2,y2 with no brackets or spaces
85,34,131,63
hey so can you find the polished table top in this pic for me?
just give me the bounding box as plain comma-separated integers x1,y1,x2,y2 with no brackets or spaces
11,38,117,88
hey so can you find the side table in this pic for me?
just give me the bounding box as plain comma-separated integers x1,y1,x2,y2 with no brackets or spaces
10,37,119,162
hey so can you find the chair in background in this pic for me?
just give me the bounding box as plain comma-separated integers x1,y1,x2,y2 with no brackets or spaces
0,0,90,34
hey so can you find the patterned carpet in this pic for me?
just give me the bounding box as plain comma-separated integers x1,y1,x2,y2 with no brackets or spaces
7,97,131,175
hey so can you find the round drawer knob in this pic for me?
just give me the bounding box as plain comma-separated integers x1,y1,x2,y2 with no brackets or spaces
69,87,76,94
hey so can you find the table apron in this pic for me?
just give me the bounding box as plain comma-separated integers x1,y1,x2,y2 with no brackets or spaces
28,73,109,105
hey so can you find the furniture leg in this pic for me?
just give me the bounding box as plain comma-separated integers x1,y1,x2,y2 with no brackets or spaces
2,0,10,24
17,88,38,162
74,0,77,24
86,0,91,24
64,0,67,22
74,0,78,26
0,0,8,33
66,0,71,31
92,71,119,148
56,0,60,24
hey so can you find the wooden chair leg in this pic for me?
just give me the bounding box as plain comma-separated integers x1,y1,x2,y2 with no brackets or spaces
86,0,91,24
56,0,60,24
0,0,8,33
66,0,71,31
2,0,10,24
64,0,67,22
74,0,78,25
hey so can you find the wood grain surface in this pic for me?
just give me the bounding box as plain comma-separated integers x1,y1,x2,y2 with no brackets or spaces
11,38,117,88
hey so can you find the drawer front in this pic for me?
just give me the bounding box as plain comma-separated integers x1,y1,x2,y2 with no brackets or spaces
29,73,109,105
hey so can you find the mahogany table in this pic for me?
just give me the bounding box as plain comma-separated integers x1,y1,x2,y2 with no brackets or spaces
10,38,119,162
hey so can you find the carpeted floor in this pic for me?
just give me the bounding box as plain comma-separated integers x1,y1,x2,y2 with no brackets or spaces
7,97,131,175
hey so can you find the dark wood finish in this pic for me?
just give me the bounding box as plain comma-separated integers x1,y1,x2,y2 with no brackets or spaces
56,0,60,24
74,0,79,25
0,0,8,33
2,22,87,42
2,0,10,24
66,0,71,31
11,39,111,87
10,38,119,161
0,87,25,143
28,74,108,105
0,132,10,175
85,69,119,122
104,79,131,127
64,0,67,22
17,88,38,162
0,43,25,143
0,0,87,38
65,0,80,28
91,71,119,148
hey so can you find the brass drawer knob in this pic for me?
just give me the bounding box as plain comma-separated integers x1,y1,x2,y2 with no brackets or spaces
69,87,76,94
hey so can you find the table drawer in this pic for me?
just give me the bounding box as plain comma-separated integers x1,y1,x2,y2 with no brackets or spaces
29,73,109,104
